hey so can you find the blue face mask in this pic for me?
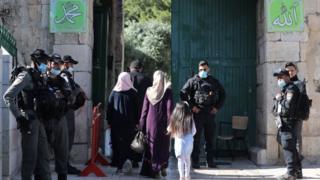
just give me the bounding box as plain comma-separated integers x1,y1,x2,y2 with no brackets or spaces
38,63,47,74
50,68,61,76
278,79,286,89
199,71,208,79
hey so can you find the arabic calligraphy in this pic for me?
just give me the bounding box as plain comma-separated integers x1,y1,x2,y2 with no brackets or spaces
54,2,82,24
272,2,299,27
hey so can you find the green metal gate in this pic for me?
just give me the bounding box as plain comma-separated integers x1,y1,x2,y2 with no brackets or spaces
92,7,111,106
0,25,17,63
172,0,257,146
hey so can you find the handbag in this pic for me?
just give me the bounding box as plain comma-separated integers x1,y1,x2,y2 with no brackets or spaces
130,131,146,153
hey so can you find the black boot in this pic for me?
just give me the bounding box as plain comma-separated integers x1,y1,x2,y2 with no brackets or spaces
68,163,81,175
58,174,67,180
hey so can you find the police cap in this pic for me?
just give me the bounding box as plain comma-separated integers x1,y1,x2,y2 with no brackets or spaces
273,68,290,77
30,49,49,64
63,55,78,64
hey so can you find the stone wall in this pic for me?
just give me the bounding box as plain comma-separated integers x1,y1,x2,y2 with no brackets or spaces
0,47,3,180
0,0,54,65
253,0,320,165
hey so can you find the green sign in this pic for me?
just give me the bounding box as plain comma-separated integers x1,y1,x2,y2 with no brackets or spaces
50,0,87,32
0,25,17,56
267,0,304,32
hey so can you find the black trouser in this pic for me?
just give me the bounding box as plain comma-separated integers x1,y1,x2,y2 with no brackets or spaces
277,129,300,176
191,111,216,163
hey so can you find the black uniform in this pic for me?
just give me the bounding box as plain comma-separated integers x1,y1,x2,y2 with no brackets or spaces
180,74,225,165
45,73,71,179
3,68,52,180
273,82,302,177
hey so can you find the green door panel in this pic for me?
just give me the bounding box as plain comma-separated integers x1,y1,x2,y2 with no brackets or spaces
172,0,257,146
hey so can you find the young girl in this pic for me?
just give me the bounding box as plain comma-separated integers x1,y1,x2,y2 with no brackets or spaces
167,101,196,180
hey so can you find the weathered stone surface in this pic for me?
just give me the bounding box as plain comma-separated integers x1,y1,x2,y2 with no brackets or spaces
27,0,41,5
79,19,94,48
303,137,320,163
2,149,21,176
250,147,267,165
265,135,279,165
308,15,320,32
28,5,42,25
281,27,309,42
304,0,318,15
266,42,300,62
41,5,49,28
266,32,281,42
69,144,89,163
54,33,79,45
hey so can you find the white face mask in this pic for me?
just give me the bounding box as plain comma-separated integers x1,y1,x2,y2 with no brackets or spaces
67,67,74,73
277,79,286,89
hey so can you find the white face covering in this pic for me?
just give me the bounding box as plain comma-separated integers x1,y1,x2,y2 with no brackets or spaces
67,67,74,73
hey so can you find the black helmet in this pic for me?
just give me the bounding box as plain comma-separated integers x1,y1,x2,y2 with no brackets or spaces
30,49,49,64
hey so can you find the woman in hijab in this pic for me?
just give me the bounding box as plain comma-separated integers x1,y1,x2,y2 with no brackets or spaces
107,72,138,173
139,70,173,178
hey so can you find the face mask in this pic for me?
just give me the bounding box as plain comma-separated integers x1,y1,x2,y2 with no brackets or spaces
67,67,74,73
277,79,286,89
50,68,61,76
199,71,208,79
38,63,47,74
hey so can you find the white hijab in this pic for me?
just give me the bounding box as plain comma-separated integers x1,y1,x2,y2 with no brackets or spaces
146,70,171,105
113,72,136,92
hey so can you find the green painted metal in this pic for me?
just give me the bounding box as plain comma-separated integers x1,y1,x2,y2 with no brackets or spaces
92,7,110,106
172,0,257,146
0,25,17,56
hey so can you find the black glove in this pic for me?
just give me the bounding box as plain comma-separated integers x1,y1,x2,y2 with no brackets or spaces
16,115,32,134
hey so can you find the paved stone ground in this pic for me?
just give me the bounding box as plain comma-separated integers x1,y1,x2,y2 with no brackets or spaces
13,157,320,180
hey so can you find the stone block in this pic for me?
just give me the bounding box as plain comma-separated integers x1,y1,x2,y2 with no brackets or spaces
41,0,50,5
54,33,79,45
41,5,49,28
2,149,21,176
88,0,94,21
266,42,300,62
300,42,308,62
2,129,21,154
74,100,92,143
28,5,42,25
74,72,92,100
308,15,320,32
303,137,320,163
27,0,41,5
250,147,267,165
266,32,281,42
53,45,93,72
304,0,318,15
79,19,94,48
69,144,89,163
265,135,279,164
281,26,309,42
258,41,266,63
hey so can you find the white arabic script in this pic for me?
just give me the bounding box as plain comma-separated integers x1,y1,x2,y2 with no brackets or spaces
54,3,82,24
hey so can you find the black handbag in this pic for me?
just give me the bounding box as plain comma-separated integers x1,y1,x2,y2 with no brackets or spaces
130,131,146,153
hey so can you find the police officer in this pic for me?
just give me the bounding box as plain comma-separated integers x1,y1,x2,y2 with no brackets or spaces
60,55,82,175
272,68,301,180
45,53,72,180
180,60,225,168
3,49,52,180
285,62,305,179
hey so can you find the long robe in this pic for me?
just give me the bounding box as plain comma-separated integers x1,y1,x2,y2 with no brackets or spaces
139,88,173,177
107,89,138,169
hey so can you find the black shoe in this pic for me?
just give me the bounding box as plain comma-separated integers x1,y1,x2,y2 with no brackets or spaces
296,170,303,179
207,162,217,168
132,161,139,168
192,162,200,169
58,174,67,180
68,164,81,175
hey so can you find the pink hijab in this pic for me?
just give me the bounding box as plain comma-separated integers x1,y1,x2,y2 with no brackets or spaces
113,72,136,92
